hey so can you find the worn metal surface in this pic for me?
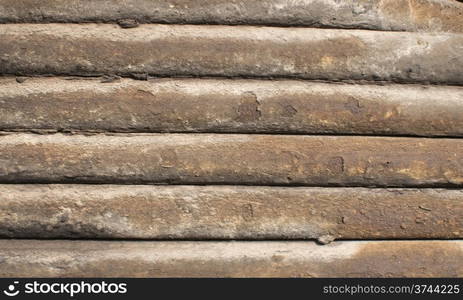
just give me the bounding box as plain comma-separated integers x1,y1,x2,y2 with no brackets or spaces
0,133,461,187
0,240,462,277
1,24,462,84
0,1,461,279
0,0,462,32
1,77,463,136
0,185,461,240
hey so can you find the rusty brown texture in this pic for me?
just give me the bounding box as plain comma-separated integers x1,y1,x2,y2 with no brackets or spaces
0,133,461,187
0,0,461,33
1,78,463,136
0,240,462,277
0,24,462,84
0,185,461,240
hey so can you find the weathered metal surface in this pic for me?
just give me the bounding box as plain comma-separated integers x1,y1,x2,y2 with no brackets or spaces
1,77,463,136
0,0,462,33
0,240,462,277
0,0,461,281
0,134,461,187
0,185,461,240
1,24,462,84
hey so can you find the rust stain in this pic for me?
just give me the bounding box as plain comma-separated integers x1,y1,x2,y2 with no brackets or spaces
236,92,261,122
1,241,461,277
319,241,463,277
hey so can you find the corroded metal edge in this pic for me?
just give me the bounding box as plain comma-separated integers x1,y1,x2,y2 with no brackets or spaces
0,133,461,187
0,240,462,277
0,185,461,240
0,0,462,33
1,24,462,84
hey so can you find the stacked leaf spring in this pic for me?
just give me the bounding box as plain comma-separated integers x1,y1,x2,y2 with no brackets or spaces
0,0,462,277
